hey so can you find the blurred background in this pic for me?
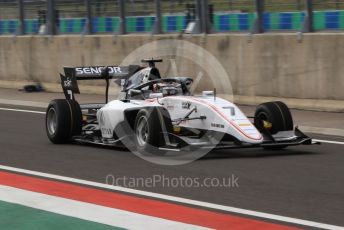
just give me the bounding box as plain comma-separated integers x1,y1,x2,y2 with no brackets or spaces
0,0,344,35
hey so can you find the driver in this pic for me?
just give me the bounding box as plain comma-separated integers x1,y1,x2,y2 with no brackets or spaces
152,82,179,96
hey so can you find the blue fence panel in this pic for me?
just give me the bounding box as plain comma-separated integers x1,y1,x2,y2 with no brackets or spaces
325,11,339,29
238,14,249,30
280,12,292,29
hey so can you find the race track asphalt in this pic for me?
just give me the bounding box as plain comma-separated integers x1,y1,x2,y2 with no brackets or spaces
0,105,343,228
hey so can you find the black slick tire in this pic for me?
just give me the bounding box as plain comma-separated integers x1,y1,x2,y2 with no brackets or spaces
254,101,294,150
46,99,82,144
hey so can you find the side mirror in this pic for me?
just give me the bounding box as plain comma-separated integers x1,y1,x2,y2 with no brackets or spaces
149,93,163,99
202,91,214,97
128,89,141,96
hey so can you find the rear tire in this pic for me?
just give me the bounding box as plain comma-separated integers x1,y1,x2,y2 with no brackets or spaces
46,99,82,144
254,101,293,150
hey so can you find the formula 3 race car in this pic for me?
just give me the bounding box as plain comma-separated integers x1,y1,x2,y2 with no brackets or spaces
46,59,318,155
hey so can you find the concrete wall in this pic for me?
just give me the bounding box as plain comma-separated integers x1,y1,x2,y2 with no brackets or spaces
0,33,344,101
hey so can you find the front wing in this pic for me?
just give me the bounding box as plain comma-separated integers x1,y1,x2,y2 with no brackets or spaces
73,124,319,151
160,127,319,151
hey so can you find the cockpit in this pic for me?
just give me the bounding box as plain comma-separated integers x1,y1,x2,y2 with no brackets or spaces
123,67,193,99
119,59,193,99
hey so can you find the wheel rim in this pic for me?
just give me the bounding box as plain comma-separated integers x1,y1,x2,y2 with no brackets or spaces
257,112,272,131
47,107,57,136
136,116,149,147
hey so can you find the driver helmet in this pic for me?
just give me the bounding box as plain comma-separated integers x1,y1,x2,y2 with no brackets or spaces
162,86,177,96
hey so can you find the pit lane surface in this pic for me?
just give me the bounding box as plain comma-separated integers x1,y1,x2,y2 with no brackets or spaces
0,106,343,229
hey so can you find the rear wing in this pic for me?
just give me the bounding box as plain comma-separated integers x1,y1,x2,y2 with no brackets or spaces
60,65,141,102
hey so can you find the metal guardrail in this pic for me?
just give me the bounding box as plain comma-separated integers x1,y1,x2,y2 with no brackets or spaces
0,0,344,35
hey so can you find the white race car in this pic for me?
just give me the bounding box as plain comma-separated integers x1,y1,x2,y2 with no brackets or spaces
46,59,317,155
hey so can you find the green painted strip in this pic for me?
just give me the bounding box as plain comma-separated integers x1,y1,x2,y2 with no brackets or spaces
339,11,344,29
27,20,33,33
97,17,106,33
292,12,302,30
0,201,125,230
126,17,136,33
270,12,280,30
74,19,82,33
144,17,153,32
314,11,325,30
213,14,220,32
113,17,120,32
60,19,67,33
3,21,9,33
248,13,255,30
229,14,239,31
162,16,168,33
176,15,184,31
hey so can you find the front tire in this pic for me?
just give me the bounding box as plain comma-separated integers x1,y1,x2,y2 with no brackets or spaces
254,101,293,150
134,108,172,155
46,99,82,144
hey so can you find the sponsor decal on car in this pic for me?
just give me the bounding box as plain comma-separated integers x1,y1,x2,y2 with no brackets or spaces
211,123,225,129
182,101,192,109
75,66,122,75
63,78,72,88
101,128,112,135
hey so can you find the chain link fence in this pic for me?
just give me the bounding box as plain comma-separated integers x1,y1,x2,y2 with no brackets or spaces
264,0,306,31
0,0,19,34
160,0,194,33
1,0,344,35
23,1,46,34
209,0,255,32
313,0,344,30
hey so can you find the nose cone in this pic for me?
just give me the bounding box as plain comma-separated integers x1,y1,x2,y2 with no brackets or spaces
232,119,263,143
203,97,263,143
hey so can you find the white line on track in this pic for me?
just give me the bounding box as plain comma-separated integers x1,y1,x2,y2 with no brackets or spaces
0,107,45,114
313,139,344,145
0,164,343,230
